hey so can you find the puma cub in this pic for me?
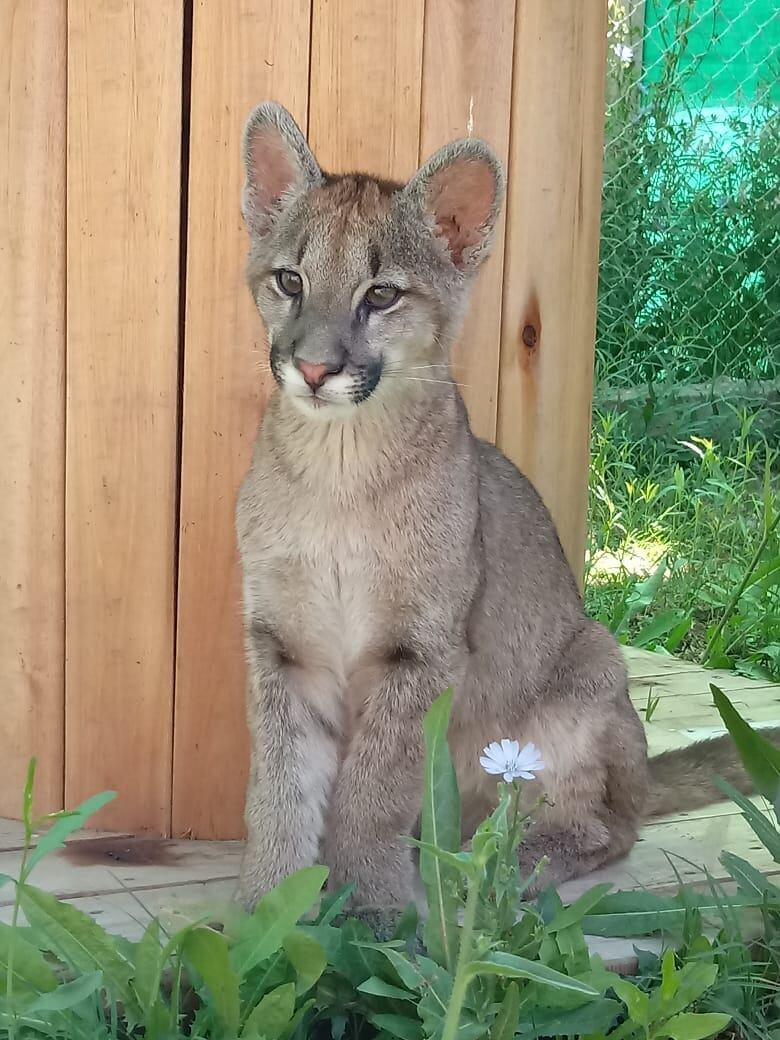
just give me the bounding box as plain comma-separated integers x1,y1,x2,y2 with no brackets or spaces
236,102,750,913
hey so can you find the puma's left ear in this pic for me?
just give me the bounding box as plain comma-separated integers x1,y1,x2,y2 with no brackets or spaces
404,139,505,271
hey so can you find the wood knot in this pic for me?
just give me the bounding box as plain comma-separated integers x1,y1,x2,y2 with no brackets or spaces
521,324,538,349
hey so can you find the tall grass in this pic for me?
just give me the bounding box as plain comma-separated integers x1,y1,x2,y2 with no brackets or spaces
585,406,780,678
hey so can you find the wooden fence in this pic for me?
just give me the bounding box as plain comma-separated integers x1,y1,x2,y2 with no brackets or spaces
1,0,607,838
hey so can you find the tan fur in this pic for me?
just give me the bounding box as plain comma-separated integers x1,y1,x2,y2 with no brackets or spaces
234,102,759,912
644,731,777,817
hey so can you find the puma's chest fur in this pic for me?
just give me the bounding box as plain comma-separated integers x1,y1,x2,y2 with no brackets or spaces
239,471,412,679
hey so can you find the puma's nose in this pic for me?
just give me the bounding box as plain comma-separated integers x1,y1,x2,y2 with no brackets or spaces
295,359,343,390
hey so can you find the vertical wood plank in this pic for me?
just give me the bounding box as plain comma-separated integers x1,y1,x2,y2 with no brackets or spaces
497,0,607,582
418,0,516,441
173,1,312,839
66,2,183,832
309,0,425,179
0,2,66,816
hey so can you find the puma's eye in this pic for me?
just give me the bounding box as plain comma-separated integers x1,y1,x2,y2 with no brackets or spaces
276,269,303,297
364,284,400,310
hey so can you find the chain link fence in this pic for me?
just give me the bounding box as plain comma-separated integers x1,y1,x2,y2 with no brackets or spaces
586,0,779,675
597,0,779,443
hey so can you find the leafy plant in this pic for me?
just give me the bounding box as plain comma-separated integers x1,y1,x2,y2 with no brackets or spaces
579,687,780,1040
0,692,752,1039
586,408,780,676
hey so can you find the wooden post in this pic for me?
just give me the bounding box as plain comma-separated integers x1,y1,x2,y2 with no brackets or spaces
173,0,313,839
0,1,67,815
308,0,425,179
419,0,516,442
497,0,608,584
65,2,183,831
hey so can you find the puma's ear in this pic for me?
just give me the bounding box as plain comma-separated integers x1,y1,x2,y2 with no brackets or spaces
404,139,504,271
241,101,323,235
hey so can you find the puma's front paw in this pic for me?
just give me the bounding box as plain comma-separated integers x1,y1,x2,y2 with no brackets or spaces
517,820,612,896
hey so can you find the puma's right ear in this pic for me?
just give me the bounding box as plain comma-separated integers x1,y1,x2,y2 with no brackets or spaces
241,102,323,235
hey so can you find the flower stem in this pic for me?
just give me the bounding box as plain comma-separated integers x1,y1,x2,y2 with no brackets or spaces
441,875,480,1040
701,509,780,666
6,839,30,1040
509,783,521,846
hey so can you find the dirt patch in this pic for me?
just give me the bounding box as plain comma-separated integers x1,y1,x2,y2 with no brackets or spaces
60,836,180,868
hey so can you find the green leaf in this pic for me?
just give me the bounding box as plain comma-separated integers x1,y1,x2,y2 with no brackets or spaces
660,949,679,1003
283,929,327,994
611,976,649,1026
406,839,476,878
720,850,780,899
468,952,599,996
671,961,719,1011
663,1011,732,1040
624,557,668,620
491,981,520,1040
581,889,743,938
232,865,329,975
183,926,240,1034
711,684,780,803
18,884,138,1014
714,776,780,861
419,689,462,973
298,923,343,965
329,923,389,986
666,616,693,654
23,759,36,835
392,902,419,942
28,971,103,1012
554,923,591,977
242,981,296,1039
515,998,622,1039
415,955,453,1037
547,883,613,932
369,1013,423,1040
317,883,355,926
365,944,426,993
633,610,689,649
132,918,166,1012
357,976,416,1001
0,922,57,995
28,791,117,870
286,998,316,1039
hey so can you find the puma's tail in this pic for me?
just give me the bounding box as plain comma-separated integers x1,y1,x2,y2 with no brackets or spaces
643,728,780,819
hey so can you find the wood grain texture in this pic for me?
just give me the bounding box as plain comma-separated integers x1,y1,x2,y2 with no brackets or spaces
65,1,183,832
497,0,608,582
0,1,66,817
173,0,312,839
308,0,425,179
419,0,516,441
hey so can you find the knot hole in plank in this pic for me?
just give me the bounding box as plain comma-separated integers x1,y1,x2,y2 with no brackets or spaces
519,293,541,370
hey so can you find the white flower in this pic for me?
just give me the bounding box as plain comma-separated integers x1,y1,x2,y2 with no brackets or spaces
613,42,634,65
480,739,545,782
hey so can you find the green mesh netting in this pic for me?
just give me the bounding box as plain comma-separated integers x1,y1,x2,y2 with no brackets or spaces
598,0,779,394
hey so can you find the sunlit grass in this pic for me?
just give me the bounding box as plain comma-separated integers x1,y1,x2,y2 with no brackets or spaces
585,406,780,678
